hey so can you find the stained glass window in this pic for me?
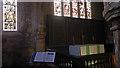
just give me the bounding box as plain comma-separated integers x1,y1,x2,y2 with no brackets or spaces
72,0,78,18
79,0,85,18
3,0,17,31
54,0,62,16
54,0,92,19
86,0,91,19
63,0,70,17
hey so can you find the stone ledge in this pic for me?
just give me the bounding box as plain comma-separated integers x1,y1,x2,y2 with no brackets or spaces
107,12,120,22
103,2,120,17
110,24,120,31
2,32,25,38
103,7,120,22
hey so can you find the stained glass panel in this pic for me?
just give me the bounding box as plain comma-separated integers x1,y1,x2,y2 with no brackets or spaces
3,0,17,31
63,0,70,17
72,0,78,18
54,0,62,16
86,0,91,19
79,0,85,18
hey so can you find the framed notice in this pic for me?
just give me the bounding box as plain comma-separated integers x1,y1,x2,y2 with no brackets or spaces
33,52,56,62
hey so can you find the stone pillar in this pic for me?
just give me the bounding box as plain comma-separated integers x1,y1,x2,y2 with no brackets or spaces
110,20,120,68
103,2,120,68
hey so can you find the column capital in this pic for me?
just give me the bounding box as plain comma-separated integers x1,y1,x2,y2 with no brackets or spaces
110,24,120,31
103,2,120,22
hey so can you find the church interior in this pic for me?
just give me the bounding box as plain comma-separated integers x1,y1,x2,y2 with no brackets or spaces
1,0,120,68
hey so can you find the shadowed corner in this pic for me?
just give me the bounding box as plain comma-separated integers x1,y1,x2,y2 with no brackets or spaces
0,0,2,68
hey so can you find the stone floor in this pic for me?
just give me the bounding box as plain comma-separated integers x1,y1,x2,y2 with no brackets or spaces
2,63,59,68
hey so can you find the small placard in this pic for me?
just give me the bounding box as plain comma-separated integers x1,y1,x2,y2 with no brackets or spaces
45,52,56,62
33,52,56,62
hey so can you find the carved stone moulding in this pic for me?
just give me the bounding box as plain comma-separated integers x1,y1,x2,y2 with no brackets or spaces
103,2,120,22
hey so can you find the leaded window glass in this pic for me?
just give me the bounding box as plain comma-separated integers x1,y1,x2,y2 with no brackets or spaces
54,0,92,19
72,0,78,18
79,0,85,18
86,0,91,19
63,0,70,17
54,0,62,16
3,0,17,31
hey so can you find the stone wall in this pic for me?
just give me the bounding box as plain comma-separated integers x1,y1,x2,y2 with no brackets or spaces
2,32,25,66
2,2,49,67
43,2,104,20
91,2,104,20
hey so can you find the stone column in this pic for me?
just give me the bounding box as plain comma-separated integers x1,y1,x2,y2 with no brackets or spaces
110,20,120,68
103,2,120,68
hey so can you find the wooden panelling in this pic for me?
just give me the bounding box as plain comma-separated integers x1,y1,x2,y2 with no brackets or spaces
47,16,68,46
68,18,82,45
82,20,94,44
46,15,105,47
94,21,105,44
